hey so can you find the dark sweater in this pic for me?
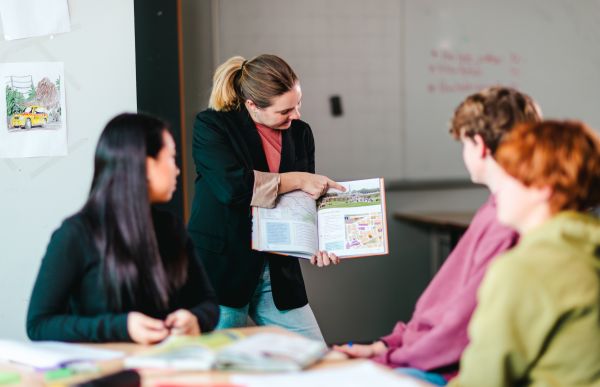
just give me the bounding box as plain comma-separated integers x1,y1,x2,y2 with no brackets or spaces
27,208,219,342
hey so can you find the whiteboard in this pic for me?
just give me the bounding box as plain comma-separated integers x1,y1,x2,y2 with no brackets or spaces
0,0,137,340
213,0,600,182
404,0,600,179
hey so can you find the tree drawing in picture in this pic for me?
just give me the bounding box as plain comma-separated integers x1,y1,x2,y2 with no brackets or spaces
6,74,62,132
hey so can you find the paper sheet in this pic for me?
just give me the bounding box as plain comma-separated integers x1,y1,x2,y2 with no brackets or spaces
0,340,123,370
232,361,421,387
0,62,67,158
0,0,70,40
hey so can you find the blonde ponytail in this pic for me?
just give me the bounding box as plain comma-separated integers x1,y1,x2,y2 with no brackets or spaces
208,56,245,111
208,54,298,112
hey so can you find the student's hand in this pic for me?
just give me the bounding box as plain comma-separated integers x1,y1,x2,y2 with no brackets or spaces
310,251,340,267
333,341,387,358
165,309,201,336
127,312,169,344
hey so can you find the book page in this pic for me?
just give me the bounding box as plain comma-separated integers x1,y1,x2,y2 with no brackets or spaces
252,191,318,258
317,178,388,258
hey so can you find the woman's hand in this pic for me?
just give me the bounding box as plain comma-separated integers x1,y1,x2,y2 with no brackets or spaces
280,172,346,199
165,309,201,336
300,173,345,199
127,312,169,344
310,251,340,267
332,341,388,358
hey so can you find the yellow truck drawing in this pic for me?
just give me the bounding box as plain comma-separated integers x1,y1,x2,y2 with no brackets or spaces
10,105,49,129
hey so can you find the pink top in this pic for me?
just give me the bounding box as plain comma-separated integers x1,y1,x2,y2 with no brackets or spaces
255,122,282,173
374,195,518,380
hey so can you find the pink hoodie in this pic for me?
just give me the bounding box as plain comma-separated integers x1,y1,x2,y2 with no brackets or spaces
374,195,518,380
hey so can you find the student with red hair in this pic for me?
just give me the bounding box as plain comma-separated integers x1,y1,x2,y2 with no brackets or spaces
450,120,600,386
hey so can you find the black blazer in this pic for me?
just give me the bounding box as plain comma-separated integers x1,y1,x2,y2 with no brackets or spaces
188,107,315,310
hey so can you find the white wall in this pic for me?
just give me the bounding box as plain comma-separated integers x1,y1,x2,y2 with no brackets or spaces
0,0,137,340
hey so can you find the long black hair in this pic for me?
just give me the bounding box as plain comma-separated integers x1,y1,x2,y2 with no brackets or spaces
82,113,187,311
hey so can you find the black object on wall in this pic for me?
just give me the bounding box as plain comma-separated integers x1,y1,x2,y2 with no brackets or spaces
329,95,343,117
134,0,185,218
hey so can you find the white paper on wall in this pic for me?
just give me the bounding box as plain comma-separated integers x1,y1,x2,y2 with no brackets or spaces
0,62,67,158
0,0,70,41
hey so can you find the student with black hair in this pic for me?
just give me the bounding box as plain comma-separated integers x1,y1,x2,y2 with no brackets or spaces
27,113,219,344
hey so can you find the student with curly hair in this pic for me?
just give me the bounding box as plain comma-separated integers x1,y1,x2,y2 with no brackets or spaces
335,87,541,385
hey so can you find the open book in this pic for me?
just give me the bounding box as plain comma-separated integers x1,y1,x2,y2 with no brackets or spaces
252,178,388,259
215,332,327,372
124,331,326,372
124,330,244,371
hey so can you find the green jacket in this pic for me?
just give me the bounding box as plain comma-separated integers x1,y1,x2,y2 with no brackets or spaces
450,211,600,387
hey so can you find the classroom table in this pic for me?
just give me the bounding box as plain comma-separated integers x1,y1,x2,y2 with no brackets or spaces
394,211,474,276
0,326,433,386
